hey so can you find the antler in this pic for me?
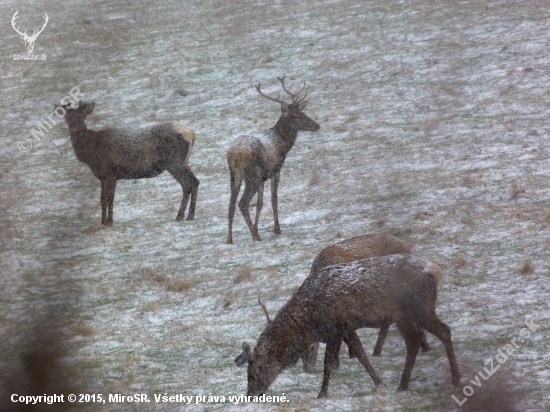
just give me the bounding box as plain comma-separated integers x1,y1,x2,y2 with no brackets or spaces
277,76,308,104
255,83,283,104
258,298,272,324
11,11,48,40
30,13,49,40
11,11,26,37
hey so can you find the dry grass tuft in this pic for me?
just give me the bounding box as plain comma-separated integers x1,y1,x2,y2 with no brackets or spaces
143,269,190,292
166,277,191,292
510,181,526,200
519,260,534,275
309,171,322,186
460,175,475,187
452,255,467,268
175,88,190,97
144,268,166,284
233,265,252,284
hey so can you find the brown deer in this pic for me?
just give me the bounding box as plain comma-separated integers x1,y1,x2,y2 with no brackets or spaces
226,76,320,244
56,101,199,226
300,233,430,373
235,254,461,398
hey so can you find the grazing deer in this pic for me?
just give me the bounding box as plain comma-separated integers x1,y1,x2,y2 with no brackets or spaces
11,11,48,54
300,233,430,373
226,76,320,244
236,254,461,398
56,101,199,226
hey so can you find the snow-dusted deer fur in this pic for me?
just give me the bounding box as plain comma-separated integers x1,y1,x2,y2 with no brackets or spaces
226,76,320,243
235,254,460,398
56,101,199,226
301,233,430,373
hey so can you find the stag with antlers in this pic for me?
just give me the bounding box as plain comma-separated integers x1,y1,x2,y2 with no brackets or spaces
11,11,49,54
226,76,320,243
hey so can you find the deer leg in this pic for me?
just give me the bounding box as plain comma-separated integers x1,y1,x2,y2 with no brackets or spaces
186,170,199,221
343,331,384,388
318,336,342,398
253,181,264,235
373,319,391,357
420,329,430,353
271,172,281,234
168,167,193,221
422,317,461,386
301,342,319,373
105,178,116,226
227,170,242,244
238,181,261,241
100,179,108,225
395,320,422,391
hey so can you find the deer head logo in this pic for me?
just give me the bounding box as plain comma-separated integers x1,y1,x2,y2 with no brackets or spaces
11,11,49,54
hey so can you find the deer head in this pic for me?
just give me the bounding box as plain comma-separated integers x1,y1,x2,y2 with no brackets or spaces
12,11,49,54
55,101,95,132
256,76,320,132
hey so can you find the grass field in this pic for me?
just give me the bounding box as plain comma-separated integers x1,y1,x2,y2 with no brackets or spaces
1,0,549,410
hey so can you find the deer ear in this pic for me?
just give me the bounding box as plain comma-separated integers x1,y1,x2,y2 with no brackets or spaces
298,100,308,111
280,101,290,116
235,342,254,366
83,102,95,115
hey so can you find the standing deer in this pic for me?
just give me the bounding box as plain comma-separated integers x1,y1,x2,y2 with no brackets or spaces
226,76,320,244
11,11,48,54
56,101,199,226
235,254,461,398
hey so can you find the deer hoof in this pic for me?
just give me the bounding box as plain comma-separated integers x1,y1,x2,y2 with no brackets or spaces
186,215,194,221
396,384,408,392
175,214,184,221
375,381,386,389
317,391,328,399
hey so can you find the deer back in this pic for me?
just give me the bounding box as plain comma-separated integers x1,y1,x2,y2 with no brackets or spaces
310,233,412,275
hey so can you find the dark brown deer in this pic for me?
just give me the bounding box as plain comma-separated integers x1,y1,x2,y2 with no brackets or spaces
300,233,430,373
56,101,199,226
226,76,320,243
235,254,461,398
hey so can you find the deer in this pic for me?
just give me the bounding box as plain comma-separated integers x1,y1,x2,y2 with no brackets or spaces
11,11,49,54
235,254,461,398
226,76,320,244
299,233,430,373
55,101,199,226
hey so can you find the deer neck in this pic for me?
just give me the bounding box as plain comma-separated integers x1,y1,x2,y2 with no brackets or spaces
68,122,98,162
266,306,312,368
273,116,298,154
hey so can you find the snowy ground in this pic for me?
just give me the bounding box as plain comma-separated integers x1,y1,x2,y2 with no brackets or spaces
1,0,549,410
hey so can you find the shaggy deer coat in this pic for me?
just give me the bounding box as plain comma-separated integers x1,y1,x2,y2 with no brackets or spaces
300,233,430,373
57,101,199,226
226,77,320,243
236,254,461,398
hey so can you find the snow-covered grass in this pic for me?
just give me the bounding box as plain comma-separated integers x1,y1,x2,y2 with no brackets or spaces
1,0,550,410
